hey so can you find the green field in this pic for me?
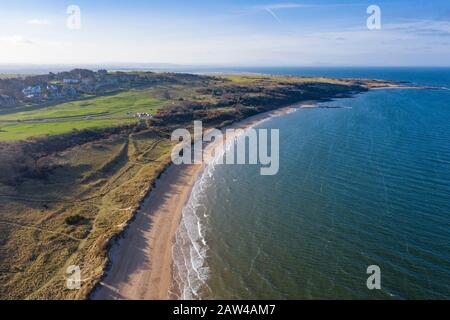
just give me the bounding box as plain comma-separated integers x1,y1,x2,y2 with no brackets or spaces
0,89,167,141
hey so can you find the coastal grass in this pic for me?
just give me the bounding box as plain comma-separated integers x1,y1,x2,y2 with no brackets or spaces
224,74,350,86
0,130,174,299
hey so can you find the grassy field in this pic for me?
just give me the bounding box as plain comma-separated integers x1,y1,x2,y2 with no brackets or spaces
0,88,168,141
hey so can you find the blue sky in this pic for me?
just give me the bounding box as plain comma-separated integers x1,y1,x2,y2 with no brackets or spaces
0,0,449,66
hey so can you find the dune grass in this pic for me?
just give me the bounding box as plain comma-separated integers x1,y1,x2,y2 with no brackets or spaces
224,74,349,86
0,130,174,299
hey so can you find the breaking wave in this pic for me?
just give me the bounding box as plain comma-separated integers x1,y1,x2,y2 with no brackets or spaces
171,129,237,299
171,108,295,299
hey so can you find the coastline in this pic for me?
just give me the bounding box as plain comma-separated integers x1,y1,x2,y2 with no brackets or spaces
91,103,303,300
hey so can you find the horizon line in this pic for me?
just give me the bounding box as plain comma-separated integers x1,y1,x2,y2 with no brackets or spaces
0,63,449,69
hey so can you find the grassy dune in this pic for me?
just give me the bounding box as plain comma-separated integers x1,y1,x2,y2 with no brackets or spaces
225,74,350,86
0,129,174,299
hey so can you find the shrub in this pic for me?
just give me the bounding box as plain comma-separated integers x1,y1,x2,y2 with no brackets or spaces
65,214,87,226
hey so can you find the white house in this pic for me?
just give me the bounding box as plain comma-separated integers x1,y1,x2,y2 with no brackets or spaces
22,85,42,97
63,79,80,84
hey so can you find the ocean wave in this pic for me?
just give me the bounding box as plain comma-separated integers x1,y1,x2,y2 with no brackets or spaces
171,109,295,299
172,168,210,300
172,130,236,300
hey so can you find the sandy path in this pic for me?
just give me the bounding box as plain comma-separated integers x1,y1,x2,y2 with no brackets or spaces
92,163,203,300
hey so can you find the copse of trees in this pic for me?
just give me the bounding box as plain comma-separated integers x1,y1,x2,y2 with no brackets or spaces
0,123,139,186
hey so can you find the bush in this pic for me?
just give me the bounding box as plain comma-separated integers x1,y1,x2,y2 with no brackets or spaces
64,214,87,226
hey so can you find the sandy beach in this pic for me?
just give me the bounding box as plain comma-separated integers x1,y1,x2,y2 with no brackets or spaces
91,105,300,300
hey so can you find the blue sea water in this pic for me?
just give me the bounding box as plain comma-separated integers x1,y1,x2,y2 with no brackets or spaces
173,67,450,300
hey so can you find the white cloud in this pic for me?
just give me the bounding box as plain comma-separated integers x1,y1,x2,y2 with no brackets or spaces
0,35,36,45
254,3,311,11
27,19,51,25
384,20,450,37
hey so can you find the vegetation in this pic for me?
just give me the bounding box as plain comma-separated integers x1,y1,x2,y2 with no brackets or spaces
65,215,88,226
0,71,391,299
0,74,29,79
0,128,174,299
225,74,350,86
0,88,166,140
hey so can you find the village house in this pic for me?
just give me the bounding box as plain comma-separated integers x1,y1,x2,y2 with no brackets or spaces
22,85,42,98
135,112,152,119
46,84,59,92
63,78,80,84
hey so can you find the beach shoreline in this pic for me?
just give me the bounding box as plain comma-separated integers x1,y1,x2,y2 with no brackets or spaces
91,103,307,300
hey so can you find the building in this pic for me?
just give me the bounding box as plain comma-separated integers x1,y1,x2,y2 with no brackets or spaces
63,79,80,84
135,112,152,119
46,84,59,92
22,85,42,98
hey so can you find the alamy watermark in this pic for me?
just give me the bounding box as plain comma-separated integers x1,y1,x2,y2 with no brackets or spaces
66,265,81,290
367,5,381,30
171,121,279,176
66,5,81,30
366,265,381,290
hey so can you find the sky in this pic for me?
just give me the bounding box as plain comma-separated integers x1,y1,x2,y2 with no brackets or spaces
0,0,449,66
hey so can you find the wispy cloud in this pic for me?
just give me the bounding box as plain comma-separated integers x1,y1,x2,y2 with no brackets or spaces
385,19,450,37
255,3,311,10
253,3,312,22
27,19,51,25
0,35,36,45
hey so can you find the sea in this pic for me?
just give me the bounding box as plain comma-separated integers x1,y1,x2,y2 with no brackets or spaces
171,67,450,300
